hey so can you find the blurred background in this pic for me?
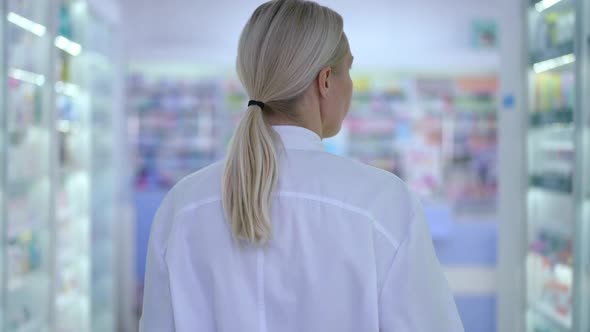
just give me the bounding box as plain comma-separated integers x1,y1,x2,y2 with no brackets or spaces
0,0,589,331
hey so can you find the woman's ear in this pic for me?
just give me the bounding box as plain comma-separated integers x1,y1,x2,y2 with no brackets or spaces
317,66,332,99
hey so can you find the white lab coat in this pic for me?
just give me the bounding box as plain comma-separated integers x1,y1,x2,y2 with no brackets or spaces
140,125,464,332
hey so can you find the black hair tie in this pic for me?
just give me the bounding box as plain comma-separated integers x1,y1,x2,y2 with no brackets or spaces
248,100,265,109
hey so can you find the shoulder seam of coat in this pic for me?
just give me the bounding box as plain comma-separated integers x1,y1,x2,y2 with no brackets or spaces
170,191,400,250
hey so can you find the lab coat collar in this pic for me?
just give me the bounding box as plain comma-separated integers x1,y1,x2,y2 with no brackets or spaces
272,125,324,152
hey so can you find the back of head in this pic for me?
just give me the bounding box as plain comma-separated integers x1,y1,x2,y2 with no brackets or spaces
222,0,350,244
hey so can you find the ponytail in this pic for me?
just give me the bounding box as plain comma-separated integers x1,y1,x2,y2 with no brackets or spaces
225,0,349,244
222,105,278,244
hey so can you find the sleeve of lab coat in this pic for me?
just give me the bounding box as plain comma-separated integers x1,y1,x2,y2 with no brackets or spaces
139,193,175,331
379,194,464,332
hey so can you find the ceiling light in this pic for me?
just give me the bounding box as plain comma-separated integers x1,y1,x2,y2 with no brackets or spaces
533,54,575,73
535,0,562,12
55,36,82,56
7,12,46,36
8,68,46,86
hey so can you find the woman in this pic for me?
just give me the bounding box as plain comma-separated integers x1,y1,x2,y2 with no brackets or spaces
140,0,464,331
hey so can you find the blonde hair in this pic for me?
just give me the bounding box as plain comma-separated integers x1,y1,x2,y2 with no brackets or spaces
222,0,350,244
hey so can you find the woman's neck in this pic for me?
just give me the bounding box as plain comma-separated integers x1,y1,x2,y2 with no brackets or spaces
265,95,323,138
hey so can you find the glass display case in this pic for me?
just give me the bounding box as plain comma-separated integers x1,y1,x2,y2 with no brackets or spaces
1,1,5,329
2,0,53,330
53,1,92,330
86,9,116,331
572,0,590,330
2,0,120,331
525,0,590,330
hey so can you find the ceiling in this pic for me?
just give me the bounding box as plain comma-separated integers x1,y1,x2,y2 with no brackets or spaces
121,0,501,69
